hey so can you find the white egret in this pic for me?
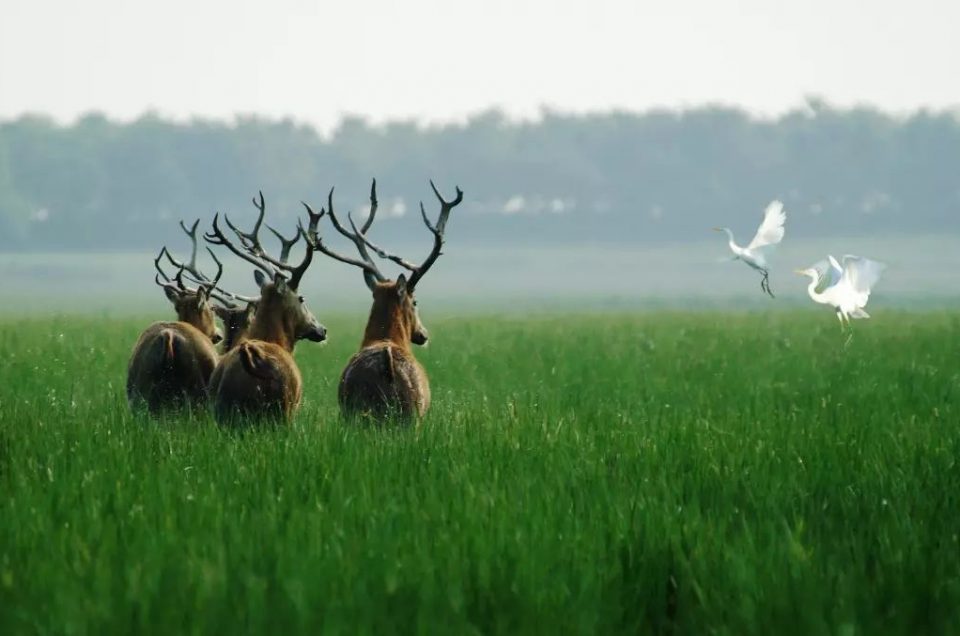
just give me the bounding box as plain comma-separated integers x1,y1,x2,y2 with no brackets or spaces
713,200,786,298
795,254,886,329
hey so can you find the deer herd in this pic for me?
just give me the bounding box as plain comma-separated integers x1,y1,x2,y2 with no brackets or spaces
126,180,463,426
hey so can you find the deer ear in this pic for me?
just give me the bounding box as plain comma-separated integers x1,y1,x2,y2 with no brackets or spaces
245,302,257,318
395,274,407,299
213,304,229,319
163,286,179,303
254,270,268,289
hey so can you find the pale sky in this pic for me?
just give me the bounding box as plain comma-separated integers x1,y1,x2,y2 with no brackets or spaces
2,0,958,131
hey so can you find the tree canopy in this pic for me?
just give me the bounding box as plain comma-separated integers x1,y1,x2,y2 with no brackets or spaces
1,104,958,251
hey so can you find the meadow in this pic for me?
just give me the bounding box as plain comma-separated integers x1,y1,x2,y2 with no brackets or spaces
0,311,958,634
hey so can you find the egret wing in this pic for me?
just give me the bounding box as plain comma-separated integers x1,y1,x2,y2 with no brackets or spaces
747,200,786,251
809,256,842,291
825,255,843,288
841,255,886,294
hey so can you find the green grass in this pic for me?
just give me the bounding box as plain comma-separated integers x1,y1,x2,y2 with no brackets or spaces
1,311,958,634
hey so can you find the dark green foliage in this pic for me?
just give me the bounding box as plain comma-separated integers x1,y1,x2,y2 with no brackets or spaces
2,105,960,251
0,312,958,633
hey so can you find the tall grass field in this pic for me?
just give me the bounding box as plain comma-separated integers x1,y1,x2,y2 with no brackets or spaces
0,311,958,634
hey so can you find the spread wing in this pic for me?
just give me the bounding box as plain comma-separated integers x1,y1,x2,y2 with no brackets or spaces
833,254,886,309
826,255,843,288
747,200,786,251
809,256,843,292
841,255,886,296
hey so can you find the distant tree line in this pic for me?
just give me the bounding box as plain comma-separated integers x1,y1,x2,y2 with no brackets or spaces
1,102,958,251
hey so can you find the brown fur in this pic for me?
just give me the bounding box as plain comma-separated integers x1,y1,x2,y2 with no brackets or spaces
127,287,221,414
214,303,256,353
209,276,324,425
339,277,430,423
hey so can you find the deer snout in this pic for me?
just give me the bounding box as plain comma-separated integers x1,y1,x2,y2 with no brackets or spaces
211,329,224,345
304,323,327,343
412,328,429,346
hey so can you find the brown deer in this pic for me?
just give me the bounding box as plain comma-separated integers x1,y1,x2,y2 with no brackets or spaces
127,220,230,414
311,180,462,423
158,220,261,355
213,302,257,352
205,192,327,424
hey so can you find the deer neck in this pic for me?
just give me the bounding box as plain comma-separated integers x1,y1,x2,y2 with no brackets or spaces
177,308,209,338
361,299,411,350
249,312,295,352
222,329,250,352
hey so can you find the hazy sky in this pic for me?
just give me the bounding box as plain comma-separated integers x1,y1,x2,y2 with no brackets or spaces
2,0,958,131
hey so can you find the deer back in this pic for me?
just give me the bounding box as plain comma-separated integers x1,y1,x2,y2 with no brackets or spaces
339,277,431,423
338,343,429,423
209,340,302,424
127,321,219,414
209,274,324,425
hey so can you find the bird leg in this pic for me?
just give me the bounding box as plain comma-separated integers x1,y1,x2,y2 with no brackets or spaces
836,309,856,348
841,312,855,347
760,270,775,298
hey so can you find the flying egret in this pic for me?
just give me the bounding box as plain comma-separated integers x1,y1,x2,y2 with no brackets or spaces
713,200,786,298
795,254,886,330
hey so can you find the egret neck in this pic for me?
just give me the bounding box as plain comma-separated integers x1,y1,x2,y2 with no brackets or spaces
717,228,742,255
797,271,828,305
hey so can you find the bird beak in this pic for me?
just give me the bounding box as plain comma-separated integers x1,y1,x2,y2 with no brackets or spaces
793,269,805,276
711,227,722,232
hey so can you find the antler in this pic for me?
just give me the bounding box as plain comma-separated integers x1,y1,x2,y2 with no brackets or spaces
154,248,186,294
266,223,301,264
153,218,258,306
225,191,267,254
309,181,386,290
155,219,205,288
152,221,243,305
285,222,316,290
348,180,463,291
159,223,225,291
205,192,317,291
406,181,463,290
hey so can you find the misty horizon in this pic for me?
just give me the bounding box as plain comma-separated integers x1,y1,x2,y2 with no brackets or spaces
3,97,960,135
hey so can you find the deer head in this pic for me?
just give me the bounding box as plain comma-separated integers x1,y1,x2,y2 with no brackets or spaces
156,272,221,344
213,302,257,351
155,218,264,347
153,220,232,345
205,191,326,351
309,179,462,347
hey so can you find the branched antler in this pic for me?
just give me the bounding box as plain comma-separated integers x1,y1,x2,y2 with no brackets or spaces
154,248,186,294
205,192,317,291
350,214,418,272
224,191,267,254
407,181,463,290
266,224,302,264
311,179,462,291
206,213,277,278
308,182,386,290
153,219,258,305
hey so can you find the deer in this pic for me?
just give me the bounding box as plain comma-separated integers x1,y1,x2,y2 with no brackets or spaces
204,191,327,424
158,220,261,355
310,179,463,423
127,220,234,414
214,302,257,352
